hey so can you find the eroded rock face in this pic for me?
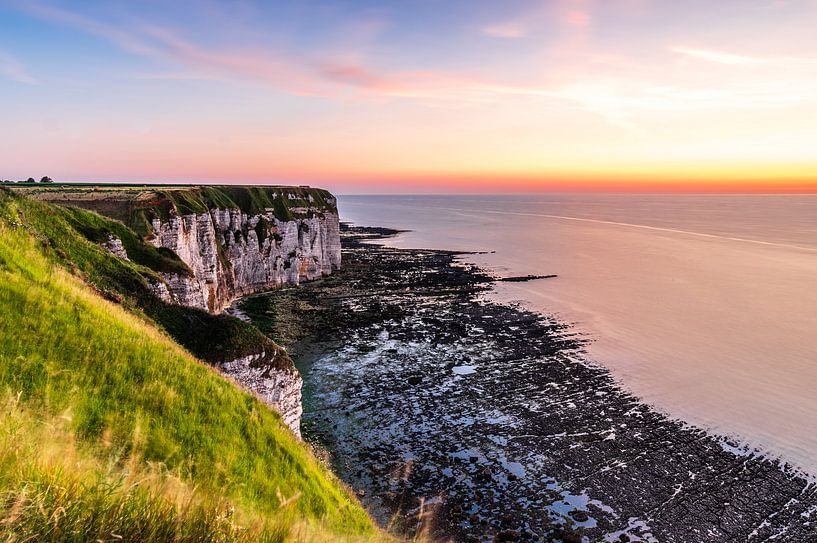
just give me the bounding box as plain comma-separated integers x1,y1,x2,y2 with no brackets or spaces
101,234,129,261
41,186,337,439
220,353,303,437
145,205,339,435
141,205,339,435
148,208,341,313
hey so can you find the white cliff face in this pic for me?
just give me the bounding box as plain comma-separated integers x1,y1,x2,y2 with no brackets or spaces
148,208,341,313
101,234,129,261
141,204,339,436
219,353,303,437
54,187,339,439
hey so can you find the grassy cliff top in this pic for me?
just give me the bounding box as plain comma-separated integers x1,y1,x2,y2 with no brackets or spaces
0,188,381,541
0,188,284,367
14,184,337,236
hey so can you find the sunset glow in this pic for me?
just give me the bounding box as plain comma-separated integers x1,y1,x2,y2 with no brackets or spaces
1,0,816,192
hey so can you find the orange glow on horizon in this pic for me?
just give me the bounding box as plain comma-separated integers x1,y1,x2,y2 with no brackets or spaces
4,1,817,194
62,169,817,194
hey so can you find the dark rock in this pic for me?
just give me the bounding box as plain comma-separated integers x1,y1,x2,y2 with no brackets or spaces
244,223,817,543
498,274,558,282
569,510,589,522
496,529,520,542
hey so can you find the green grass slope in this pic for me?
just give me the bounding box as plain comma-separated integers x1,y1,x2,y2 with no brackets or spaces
0,188,381,542
2,188,288,368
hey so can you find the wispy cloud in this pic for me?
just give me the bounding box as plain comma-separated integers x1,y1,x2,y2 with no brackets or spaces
137,25,325,95
481,21,530,39
0,51,37,84
481,0,592,40
139,25,498,101
560,0,592,29
671,47,762,65
21,2,157,57
15,2,350,96
128,71,219,82
317,62,384,88
13,1,817,131
13,1,517,101
672,47,817,66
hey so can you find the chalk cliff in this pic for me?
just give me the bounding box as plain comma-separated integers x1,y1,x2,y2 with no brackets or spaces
220,352,303,438
148,204,341,313
144,188,339,435
28,185,340,437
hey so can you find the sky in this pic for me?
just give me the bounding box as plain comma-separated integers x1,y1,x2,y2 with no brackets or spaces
1,0,816,193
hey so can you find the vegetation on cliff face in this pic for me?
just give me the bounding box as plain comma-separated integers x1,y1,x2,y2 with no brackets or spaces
60,204,192,276
0,189,285,367
0,188,380,542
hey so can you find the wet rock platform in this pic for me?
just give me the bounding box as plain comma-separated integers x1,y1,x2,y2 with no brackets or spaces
239,225,817,543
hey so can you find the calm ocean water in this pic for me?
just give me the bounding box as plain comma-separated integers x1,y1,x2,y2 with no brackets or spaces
338,194,817,475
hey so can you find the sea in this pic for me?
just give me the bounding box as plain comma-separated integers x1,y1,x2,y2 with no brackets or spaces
338,193,817,477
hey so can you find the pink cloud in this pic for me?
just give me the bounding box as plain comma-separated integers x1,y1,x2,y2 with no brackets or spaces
563,8,591,28
318,62,385,88
478,0,594,52
17,2,528,101
138,25,325,95
16,0,635,109
142,27,492,100
481,21,530,39
558,0,592,32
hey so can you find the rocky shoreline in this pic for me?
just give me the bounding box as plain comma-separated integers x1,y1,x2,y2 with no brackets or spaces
239,225,817,542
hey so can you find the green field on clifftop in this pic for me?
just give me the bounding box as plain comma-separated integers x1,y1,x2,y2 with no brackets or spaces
16,183,337,235
0,188,382,542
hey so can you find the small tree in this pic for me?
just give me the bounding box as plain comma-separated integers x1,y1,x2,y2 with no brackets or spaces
26,177,35,183
40,176,53,183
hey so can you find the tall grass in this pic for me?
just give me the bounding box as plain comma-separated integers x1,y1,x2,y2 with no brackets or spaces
0,394,278,543
0,193,384,541
0,393,388,543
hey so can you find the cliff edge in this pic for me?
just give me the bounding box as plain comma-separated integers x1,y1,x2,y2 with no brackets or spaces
26,185,342,313
15,184,342,437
